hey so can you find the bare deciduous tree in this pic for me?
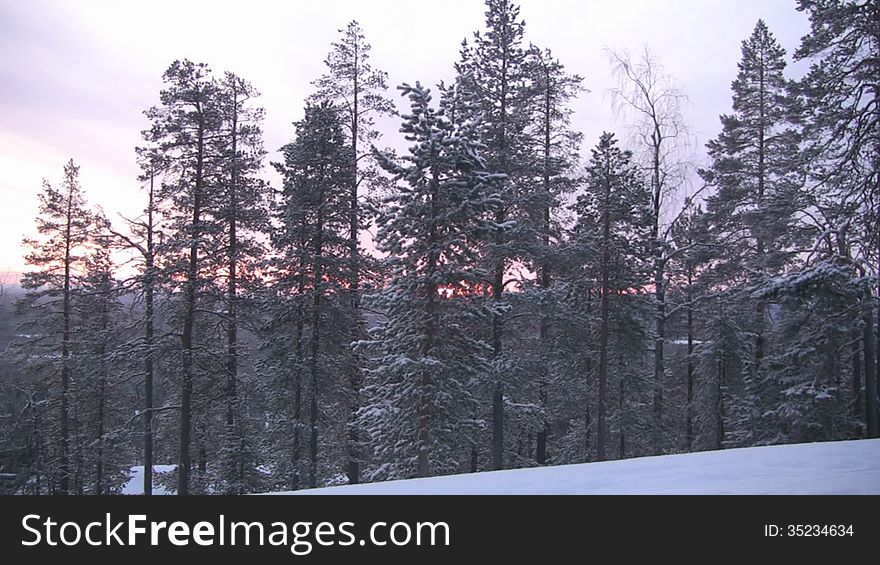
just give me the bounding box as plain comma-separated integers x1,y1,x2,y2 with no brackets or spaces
608,47,693,453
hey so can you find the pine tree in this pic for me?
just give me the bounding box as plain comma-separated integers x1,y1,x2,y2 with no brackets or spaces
72,238,133,494
310,21,395,484
141,60,223,495
106,156,164,495
215,71,268,494
520,46,583,465
361,83,501,479
15,160,96,493
571,133,652,461
666,204,713,450
699,21,803,445
457,0,535,471
270,102,353,488
795,0,880,437
260,212,310,489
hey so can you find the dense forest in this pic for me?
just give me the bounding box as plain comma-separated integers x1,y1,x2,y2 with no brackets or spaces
0,0,877,495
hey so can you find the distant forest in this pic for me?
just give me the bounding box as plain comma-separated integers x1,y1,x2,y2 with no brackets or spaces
1,0,877,495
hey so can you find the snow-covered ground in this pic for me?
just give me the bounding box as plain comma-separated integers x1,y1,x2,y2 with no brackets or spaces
122,465,176,495
277,439,880,495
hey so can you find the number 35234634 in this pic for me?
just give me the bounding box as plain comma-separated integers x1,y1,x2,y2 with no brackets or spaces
764,524,854,537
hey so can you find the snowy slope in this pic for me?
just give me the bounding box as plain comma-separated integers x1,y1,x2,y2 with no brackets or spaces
277,439,880,495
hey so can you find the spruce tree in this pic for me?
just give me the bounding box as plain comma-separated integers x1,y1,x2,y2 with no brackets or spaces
361,83,500,479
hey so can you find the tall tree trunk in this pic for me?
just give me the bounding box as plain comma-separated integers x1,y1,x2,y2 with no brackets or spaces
535,385,548,465
196,423,207,484
60,186,73,495
491,257,504,470
96,367,106,495
345,40,363,486
875,105,880,441
95,289,109,495
685,268,695,451
291,320,303,490
226,84,240,437
289,231,307,491
491,205,505,470
597,173,611,462
651,123,665,454
852,332,863,428
417,171,441,478
292,295,304,490
417,304,436,478
73,407,83,495
864,292,878,438
144,170,155,496
716,300,726,450
584,290,592,460
652,269,664,449
308,355,318,489
584,396,591,461
308,187,325,489
754,54,767,384
179,116,205,496
875,198,880,437
536,63,552,466
490,46,512,472
619,372,626,458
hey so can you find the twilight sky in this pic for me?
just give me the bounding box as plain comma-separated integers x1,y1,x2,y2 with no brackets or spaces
0,0,811,278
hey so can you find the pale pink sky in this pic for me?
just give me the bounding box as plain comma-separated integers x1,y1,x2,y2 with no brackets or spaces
0,0,810,280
